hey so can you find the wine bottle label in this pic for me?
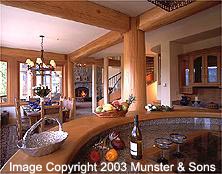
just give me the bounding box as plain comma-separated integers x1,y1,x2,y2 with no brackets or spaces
130,142,137,156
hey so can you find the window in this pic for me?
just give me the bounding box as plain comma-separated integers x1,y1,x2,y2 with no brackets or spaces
20,63,33,101
0,61,7,103
207,55,218,83
51,67,63,97
19,63,63,100
36,68,62,98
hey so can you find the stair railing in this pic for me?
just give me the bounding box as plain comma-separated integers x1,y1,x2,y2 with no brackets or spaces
108,72,121,94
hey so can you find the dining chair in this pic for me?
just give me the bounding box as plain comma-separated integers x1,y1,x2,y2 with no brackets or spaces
28,96,39,103
68,97,76,119
60,96,76,120
40,101,63,132
14,98,30,139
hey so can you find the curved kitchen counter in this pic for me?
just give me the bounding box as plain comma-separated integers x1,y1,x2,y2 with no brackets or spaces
1,108,221,173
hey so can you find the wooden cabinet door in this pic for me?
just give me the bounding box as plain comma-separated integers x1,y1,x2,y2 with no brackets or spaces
204,51,220,86
191,55,204,86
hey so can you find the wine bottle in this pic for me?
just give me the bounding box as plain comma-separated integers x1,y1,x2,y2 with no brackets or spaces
130,115,142,160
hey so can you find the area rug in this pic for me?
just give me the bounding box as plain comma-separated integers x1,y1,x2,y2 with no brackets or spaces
0,125,18,168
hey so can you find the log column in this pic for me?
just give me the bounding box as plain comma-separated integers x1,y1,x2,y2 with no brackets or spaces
120,54,124,96
67,57,74,98
92,64,97,112
67,57,76,118
103,57,109,104
123,17,146,111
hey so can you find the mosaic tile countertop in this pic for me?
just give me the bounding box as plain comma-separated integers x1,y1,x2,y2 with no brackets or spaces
72,117,221,174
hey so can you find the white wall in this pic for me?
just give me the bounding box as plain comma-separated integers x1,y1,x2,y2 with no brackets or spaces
109,66,120,78
145,5,221,48
170,42,183,101
183,36,221,53
160,42,171,106
145,4,221,105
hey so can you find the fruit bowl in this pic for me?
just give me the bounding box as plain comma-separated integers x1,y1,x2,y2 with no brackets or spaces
95,110,127,118
95,95,135,118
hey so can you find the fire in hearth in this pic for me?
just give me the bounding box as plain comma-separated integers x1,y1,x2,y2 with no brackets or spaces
81,90,87,98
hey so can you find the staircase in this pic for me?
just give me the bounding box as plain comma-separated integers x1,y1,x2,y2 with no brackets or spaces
108,72,121,94
98,72,121,106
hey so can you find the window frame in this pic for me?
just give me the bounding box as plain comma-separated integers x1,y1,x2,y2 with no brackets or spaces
0,60,8,105
18,62,64,101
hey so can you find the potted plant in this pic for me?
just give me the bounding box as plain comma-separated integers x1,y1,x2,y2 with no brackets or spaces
33,85,51,102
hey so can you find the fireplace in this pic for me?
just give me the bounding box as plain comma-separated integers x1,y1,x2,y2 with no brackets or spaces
75,87,89,102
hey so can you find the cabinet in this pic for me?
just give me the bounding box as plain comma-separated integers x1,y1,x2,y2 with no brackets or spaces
205,52,221,85
179,46,221,94
191,55,204,85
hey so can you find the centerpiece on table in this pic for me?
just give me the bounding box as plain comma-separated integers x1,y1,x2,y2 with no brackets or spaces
95,94,136,118
33,85,51,102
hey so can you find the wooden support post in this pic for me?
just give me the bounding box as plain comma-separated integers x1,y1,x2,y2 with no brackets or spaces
92,64,97,112
120,54,124,99
67,57,76,118
103,57,109,104
30,74,34,98
49,71,52,99
63,62,68,97
123,18,146,111
67,57,74,98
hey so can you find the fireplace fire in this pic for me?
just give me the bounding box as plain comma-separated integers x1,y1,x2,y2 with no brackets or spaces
75,87,89,102
81,90,87,98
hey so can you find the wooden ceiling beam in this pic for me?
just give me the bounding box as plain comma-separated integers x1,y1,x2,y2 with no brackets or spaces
1,1,130,32
75,57,121,67
1,47,66,62
68,31,123,62
139,1,220,32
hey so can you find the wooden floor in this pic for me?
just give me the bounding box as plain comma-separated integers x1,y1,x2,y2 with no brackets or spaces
76,101,93,118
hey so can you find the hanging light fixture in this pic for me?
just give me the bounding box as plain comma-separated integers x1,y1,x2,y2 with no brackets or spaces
147,0,194,12
25,35,56,76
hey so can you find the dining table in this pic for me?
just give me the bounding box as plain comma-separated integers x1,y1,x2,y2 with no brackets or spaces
22,105,69,126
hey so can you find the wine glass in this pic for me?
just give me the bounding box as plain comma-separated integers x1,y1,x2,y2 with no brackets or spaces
154,138,172,164
170,133,187,158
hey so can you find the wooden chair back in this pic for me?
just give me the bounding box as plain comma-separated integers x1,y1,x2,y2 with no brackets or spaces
40,101,62,132
15,98,22,139
60,96,76,120
29,97,38,102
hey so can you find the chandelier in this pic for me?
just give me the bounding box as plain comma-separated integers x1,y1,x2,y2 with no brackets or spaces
25,35,56,76
147,0,194,12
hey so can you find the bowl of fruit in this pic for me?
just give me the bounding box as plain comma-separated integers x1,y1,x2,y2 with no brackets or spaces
95,95,135,118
